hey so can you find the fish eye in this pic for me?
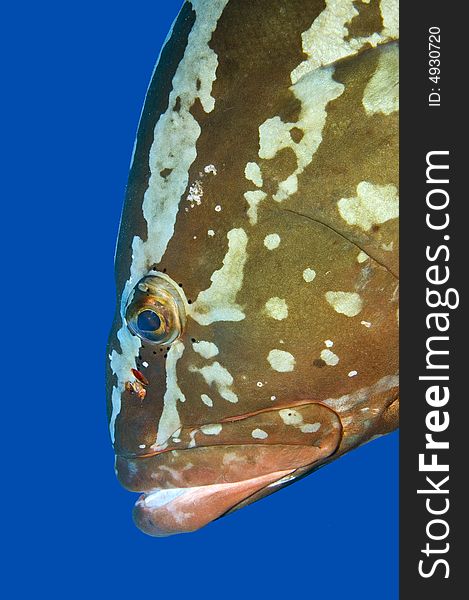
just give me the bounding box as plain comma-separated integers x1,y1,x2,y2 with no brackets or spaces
137,310,162,333
125,274,186,345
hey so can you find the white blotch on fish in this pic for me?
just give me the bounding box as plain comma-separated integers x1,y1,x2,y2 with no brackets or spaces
264,234,280,250
325,291,363,317
264,297,288,320
267,350,295,372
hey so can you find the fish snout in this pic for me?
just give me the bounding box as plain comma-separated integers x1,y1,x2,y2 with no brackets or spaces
108,272,189,458
111,378,168,459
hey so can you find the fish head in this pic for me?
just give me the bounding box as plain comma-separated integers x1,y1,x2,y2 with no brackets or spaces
106,197,397,535
106,0,399,536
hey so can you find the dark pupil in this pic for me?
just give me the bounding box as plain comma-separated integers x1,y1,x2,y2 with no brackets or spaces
137,310,161,333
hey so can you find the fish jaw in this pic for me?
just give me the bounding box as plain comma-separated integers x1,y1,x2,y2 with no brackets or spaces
117,401,343,536
133,470,294,537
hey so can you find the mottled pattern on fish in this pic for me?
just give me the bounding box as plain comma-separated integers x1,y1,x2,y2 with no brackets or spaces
106,0,399,536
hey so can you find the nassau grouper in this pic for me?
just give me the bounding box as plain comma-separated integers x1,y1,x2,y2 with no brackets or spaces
106,0,399,536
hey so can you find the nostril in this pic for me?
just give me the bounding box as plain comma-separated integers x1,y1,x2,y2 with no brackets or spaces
125,380,147,400
131,368,149,386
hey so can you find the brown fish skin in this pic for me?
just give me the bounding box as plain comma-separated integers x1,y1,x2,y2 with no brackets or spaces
107,0,399,536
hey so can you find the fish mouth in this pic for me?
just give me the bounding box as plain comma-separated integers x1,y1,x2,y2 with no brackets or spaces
119,440,341,536
116,402,343,536
118,441,334,537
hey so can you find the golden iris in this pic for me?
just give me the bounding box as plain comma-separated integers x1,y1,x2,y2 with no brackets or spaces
125,274,186,344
